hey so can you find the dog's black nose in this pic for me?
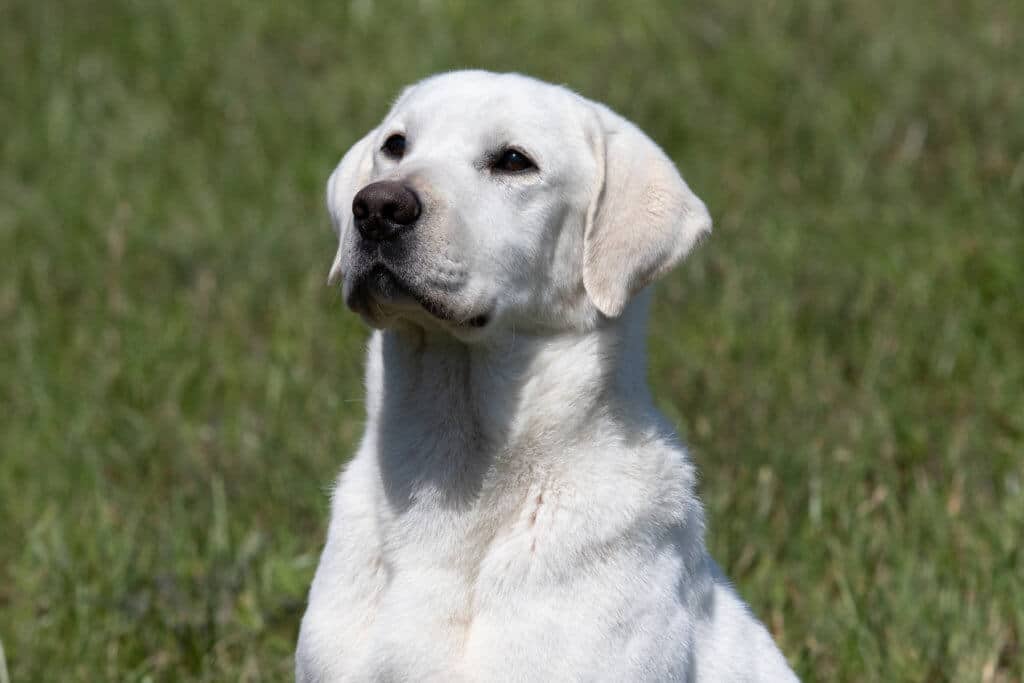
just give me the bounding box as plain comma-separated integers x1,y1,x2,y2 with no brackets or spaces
352,181,421,242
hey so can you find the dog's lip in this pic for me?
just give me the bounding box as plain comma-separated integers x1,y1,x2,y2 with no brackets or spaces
347,264,490,329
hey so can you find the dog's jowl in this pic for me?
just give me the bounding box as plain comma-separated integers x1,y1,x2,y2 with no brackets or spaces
297,70,798,682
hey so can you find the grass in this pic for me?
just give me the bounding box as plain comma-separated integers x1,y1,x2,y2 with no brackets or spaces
2,0,1022,680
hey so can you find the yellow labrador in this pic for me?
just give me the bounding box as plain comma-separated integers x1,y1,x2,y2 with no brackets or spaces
297,71,797,682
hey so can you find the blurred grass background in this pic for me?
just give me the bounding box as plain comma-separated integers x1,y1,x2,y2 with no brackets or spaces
2,0,1022,680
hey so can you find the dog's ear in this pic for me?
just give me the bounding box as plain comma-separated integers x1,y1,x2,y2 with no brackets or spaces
583,104,711,318
327,128,377,284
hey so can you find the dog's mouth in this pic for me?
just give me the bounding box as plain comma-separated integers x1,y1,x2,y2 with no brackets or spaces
345,264,490,330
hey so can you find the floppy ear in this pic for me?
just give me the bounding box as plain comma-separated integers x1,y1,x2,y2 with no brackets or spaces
583,104,712,318
327,128,377,284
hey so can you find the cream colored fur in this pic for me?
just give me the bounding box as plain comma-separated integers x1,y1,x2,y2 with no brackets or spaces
297,71,797,682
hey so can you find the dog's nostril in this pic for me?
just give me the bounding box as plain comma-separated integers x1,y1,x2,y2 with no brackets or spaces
384,194,419,225
352,198,369,220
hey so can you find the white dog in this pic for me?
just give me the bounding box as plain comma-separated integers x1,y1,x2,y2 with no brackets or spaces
297,71,797,682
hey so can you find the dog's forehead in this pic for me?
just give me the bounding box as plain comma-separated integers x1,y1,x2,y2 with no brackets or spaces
386,71,586,140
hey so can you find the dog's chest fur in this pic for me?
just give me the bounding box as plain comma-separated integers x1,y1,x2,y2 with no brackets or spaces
297,330,714,681
303,450,702,682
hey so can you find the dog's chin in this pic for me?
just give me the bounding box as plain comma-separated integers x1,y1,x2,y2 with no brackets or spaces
343,265,491,336
343,266,411,321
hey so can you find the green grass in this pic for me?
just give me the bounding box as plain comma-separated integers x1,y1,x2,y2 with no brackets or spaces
2,1,1022,680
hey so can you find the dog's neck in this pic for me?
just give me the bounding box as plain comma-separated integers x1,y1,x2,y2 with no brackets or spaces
363,294,662,509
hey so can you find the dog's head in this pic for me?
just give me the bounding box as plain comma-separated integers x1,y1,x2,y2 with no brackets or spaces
327,71,711,340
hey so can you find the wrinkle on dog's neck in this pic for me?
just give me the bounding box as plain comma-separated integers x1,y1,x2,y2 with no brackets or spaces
366,296,658,511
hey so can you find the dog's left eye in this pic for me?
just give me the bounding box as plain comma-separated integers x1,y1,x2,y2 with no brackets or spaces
492,148,536,173
381,134,406,159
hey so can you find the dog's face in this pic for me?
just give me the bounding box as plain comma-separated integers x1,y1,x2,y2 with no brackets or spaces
327,71,711,341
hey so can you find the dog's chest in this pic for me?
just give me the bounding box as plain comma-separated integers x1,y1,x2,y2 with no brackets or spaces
376,460,549,601
303,470,553,680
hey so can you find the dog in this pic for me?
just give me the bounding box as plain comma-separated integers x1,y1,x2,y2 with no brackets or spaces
296,70,798,682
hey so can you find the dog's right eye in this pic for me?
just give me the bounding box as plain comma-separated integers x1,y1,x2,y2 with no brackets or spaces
381,134,406,159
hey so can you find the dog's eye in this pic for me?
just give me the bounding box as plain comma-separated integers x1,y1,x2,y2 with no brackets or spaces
492,148,536,173
381,134,406,159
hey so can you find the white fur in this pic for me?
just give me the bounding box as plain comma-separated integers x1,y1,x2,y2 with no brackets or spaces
297,71,797,682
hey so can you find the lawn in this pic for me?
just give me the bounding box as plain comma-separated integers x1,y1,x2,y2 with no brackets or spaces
1,1,1022,680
